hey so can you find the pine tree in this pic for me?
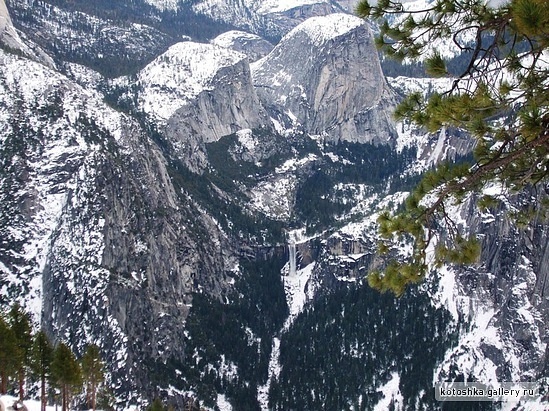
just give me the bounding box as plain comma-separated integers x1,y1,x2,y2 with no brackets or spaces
356,0,549,294
29,331,54,411
147,397,166,411
0,314,22,394
51,342,82,411
81,344,105,411
8,303,33,401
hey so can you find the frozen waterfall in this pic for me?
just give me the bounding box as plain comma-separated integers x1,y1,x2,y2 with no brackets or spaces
288,241,296,277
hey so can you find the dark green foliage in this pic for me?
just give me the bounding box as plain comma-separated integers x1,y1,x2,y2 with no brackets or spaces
0,313,22,394
269,283,459,410
294,142,417,233
147,398,166,411
51,342,82,411
357,0,549,294
169,257,288,409
8,303,33,400
30,331,54,411
96,386,116,411
81,344,105,411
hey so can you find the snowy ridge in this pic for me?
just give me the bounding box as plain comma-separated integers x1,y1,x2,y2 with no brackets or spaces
0,47,158,402
255,0,329,14
211,30,274,62
144,0,179,11
137,42,247,122
212,30,264,47
425,190,547,399
280,12,364,47
0,49,131,320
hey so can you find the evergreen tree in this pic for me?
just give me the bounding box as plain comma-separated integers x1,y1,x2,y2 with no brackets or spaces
8,303,33,401
30,331,54,411
147,397,166,411
81,344,105,411
51,342,82,411
96,386,116,411
0,314,22,394
356,0,549,294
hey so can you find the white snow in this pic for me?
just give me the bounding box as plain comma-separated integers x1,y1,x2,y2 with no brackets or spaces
137,42,246,122
256,0,328,14
215,394,233,411
236,129,256,151
373,372,404,411
258,261,316,410
257,337,281,411
212,30,265,48
283,261,315,325
0,395,105,411
143,0,179,11
282,13,364,48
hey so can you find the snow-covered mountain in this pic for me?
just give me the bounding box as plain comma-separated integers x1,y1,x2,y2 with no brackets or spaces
252,13,396,144
212,30,274,62
0,0,548,410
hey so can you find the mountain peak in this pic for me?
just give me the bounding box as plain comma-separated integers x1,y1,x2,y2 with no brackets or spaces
252,13,395,144
137,41,248,122
212,30,274,62
284,13,365,46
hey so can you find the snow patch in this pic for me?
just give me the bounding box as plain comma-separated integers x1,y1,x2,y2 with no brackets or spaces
137,42,246,122
373,372,403,411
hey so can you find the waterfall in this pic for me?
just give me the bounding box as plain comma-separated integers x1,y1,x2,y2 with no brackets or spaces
288,241,296,276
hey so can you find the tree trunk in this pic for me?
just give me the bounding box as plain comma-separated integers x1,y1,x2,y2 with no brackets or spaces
62,384,67,411
18,368,24,401
91,381,96,411
41,374,46,411
1,371,7,394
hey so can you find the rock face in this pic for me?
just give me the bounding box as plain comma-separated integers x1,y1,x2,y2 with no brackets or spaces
136,41,269,172
432,188,549,384
0,0,53,67
252,13,397,144
304,183,549,394
0,42,237,402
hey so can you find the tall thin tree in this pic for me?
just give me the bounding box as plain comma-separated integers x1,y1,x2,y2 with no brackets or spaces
51,342,82,411
30,331,54,411
8,303,32,401
0,314,21,394
81,344,105,411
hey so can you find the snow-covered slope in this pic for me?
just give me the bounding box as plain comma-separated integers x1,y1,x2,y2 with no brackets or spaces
1,0,548,409
0,38,238,404
137,42,247,122
135,41,269,172
144,0,179,11
212,30,274,62
190,0,339,38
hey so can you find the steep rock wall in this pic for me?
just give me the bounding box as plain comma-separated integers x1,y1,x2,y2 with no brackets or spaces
252,13,397,145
